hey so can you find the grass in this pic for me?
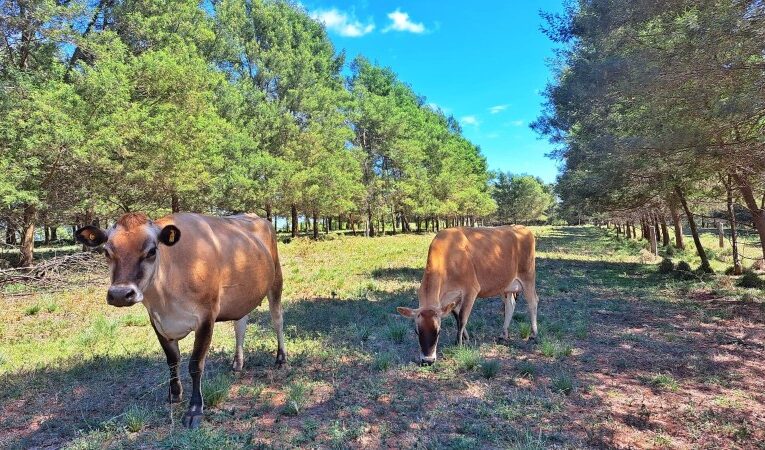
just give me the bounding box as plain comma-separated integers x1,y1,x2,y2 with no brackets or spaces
447,346,481,371
539,338,573,359
202,373,233,408
481,359,501,379
2,226,764,448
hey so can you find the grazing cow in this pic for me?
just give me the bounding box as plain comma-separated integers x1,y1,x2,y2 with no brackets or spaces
396,225,538,364
76,212,285,428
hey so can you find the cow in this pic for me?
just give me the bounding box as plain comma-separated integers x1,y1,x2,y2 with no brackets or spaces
396,225,538,365
76,212,285,428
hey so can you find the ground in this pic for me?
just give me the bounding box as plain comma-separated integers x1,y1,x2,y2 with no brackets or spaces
1,226,764,449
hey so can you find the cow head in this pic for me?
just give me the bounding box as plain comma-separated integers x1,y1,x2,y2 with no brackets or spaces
396,292,461,365
76,213,180,307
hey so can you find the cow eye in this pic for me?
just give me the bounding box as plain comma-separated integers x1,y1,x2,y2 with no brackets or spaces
145,248,157,259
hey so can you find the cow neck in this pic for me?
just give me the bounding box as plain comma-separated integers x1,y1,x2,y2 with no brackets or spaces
418,270,444,309
142,250,167,309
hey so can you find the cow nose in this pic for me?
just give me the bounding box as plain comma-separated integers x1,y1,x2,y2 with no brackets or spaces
107,286,137,306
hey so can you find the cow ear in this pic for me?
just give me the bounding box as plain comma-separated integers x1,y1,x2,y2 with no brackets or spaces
75,226,107,247
158,225,181,246
439,290,463,315
440,301,459,317
396,307,418,319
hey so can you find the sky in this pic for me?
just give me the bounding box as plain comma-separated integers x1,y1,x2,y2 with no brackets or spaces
303,0,565,183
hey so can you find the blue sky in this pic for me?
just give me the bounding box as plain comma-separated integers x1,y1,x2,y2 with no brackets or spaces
304,1,565,183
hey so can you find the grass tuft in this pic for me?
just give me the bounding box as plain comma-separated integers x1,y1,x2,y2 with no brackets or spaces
738,270,764,289
123,405,152,433
518,322,532,340
480,359,501,379
202,373,232,408
551,373,574,395
283,379,310,416
24,304,41,316
516,360,536,378
449,346,481,371
372,351,396,371
386,322,409,343
539,338,572,359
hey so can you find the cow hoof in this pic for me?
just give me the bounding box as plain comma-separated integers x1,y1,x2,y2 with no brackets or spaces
528,335,538,343
182,412,204,429
274,350,287,367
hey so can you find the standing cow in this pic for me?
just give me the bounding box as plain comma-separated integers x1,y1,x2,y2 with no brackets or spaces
76,212,285,428
396,225,538,364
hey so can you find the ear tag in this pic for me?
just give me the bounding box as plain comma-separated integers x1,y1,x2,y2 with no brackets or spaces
169,229,175,243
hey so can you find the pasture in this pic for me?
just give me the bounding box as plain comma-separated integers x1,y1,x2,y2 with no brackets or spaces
1,226,764,449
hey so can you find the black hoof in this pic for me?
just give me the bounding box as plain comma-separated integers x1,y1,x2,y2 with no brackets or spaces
275,350,287,367
182,411,204,429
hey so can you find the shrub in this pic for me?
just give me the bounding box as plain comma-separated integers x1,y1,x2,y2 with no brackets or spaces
658,258,674,274
664,245,676,257
675,261,695,280
481,360,501,379
738,270,764,289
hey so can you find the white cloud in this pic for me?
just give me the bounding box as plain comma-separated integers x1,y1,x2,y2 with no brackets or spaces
427,102,451,114
311,8,375,37
510,120,525,127
489,104,508,114
384,9,426,33
460,115,479,126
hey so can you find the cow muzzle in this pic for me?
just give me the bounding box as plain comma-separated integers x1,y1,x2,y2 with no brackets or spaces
420,355,437,366
107,285,143,307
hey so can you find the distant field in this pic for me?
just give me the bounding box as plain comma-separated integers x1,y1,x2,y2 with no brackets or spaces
1,226,764,449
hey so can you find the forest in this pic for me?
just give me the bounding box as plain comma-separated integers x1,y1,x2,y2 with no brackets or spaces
535,0,765,273
1,0,503,267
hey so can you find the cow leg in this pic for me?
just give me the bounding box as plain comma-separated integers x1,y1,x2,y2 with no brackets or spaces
232,315,247,372
183,319,214,429
456,292,478,346
151,321,182,403
502,292,517,340
267,278,286,367
524,280,540,341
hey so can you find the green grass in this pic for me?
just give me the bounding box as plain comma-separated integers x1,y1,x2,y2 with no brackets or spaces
481,359,501,379
539,338,572,359
447,346,481,371
24,304,41,316
2,226,763,449
202,373,233,408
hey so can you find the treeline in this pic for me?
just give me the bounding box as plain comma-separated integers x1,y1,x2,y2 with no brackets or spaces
534,0,765,273
0,0,496,266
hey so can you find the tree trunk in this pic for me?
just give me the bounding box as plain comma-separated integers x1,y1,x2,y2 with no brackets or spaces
675,186,712,272
265,203,272,222
660,217,670,247
668,196,685,250
435,217,440,232
653,218,661,247
717,221,724,249
366,207,375,237
731,172,765,262
19,204,36,267
50,226,57,242
44,225,50,245
649,224,658,256
726,176,742,275
416,216,421,233
626,222,632,239
312,212,318,240
171,193,180,213
291,204,298,238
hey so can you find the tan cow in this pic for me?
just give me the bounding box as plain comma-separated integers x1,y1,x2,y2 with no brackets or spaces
397,225,538,364
76,212,285,428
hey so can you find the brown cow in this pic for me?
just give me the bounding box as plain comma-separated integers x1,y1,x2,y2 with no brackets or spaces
397,225,538,364
76,212,285,428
